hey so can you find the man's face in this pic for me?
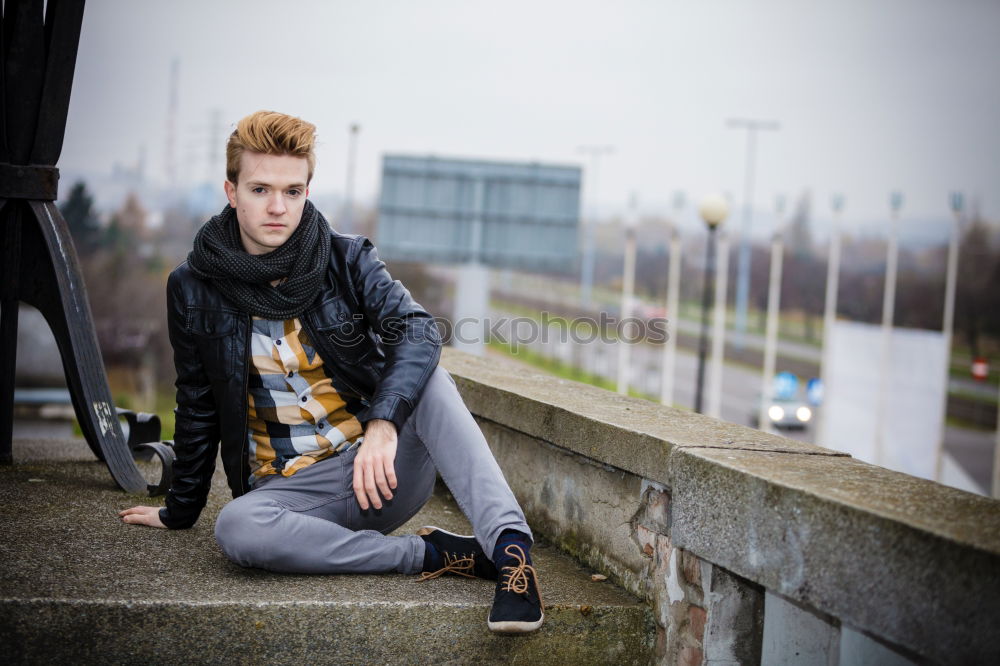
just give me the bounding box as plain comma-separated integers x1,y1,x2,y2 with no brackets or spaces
224,151,310,255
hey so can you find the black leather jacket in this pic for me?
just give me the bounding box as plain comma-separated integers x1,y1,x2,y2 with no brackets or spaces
159,232,442,529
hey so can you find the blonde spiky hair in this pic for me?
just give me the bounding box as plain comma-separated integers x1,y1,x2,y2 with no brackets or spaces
225,110,317,184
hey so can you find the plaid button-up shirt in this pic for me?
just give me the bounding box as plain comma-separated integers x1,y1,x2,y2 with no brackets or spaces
246,317,365,484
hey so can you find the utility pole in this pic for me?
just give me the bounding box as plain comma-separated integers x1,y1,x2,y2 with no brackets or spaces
206,107,223,183
165,58,179,190
617,193,639,395
727,118,780,348
343,123,360,234
577,145,614,307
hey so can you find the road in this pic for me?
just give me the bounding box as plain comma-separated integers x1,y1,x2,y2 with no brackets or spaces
488,304,995,493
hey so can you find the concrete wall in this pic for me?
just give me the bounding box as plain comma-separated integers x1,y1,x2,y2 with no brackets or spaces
441,349,1000,665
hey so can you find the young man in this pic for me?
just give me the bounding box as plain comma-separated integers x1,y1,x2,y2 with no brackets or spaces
119,110,542,634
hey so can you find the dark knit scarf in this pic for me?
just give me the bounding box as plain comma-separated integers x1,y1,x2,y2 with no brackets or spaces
188,200,331,319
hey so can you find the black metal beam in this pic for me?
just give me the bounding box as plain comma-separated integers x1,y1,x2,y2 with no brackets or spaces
0,0,171,495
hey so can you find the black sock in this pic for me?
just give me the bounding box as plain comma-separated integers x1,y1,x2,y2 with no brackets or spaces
493,529,532,566
422,540,442,572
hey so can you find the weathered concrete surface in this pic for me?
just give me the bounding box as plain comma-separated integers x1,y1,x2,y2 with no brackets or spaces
480,418,651,598
442,349,1000,664
0,437,653,665
669,447,1000,664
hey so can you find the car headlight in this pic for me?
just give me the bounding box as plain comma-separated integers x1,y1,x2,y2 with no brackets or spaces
768,405,785,422
796,406,812,422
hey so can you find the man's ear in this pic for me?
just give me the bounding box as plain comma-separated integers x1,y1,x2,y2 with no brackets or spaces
224,180,237,207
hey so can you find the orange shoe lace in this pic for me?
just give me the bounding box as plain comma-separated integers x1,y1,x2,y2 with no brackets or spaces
498,544,544,608
418,552,477,581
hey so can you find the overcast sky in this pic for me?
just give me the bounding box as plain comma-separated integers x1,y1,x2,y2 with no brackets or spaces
63,0,1000,233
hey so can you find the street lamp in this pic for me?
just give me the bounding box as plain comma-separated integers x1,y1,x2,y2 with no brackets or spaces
694,194,730,414
726,118,780,348
874,190,903,465
934,192,963,483
660,191,686,407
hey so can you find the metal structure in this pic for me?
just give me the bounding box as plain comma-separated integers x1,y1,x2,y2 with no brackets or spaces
727,118,780,347
377,155,581,273
0,0,173,494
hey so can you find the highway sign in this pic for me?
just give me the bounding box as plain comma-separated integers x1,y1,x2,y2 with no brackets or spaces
376,155,582,273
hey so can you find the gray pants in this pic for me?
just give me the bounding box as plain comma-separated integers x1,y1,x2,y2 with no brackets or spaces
214,366,531,575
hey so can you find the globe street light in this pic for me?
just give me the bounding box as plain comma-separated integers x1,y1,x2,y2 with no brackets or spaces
694,194,730,414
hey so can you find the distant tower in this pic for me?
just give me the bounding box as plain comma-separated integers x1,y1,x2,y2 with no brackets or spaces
165,58,179,188
343,123,360,233
207,107,223,183
137,145,146,184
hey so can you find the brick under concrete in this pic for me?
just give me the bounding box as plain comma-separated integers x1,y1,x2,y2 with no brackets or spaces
0,437,654,665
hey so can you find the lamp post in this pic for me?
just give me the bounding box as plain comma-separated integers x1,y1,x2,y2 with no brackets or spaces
934,192,962,483
816,193,845,446
578,145,615,307
694,194,730,414
707,225,731,418
874,191,903,466
617,193,639,394
727,118,780,348
660,191,685,406
758,196,787,433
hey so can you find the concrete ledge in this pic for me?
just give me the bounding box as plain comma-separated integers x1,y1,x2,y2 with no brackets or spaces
442,349,1000,664
1,437,653,664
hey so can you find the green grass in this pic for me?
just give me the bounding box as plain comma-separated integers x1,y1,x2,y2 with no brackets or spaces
486,340,674,406
945,415,995,432
948,364,1000,389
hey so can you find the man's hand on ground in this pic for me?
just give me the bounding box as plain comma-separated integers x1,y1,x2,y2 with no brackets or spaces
354,419,398,510
119,506,167,528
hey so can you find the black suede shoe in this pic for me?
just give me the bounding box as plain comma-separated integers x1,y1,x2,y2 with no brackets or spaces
416,526,499,581
487,544,544,634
